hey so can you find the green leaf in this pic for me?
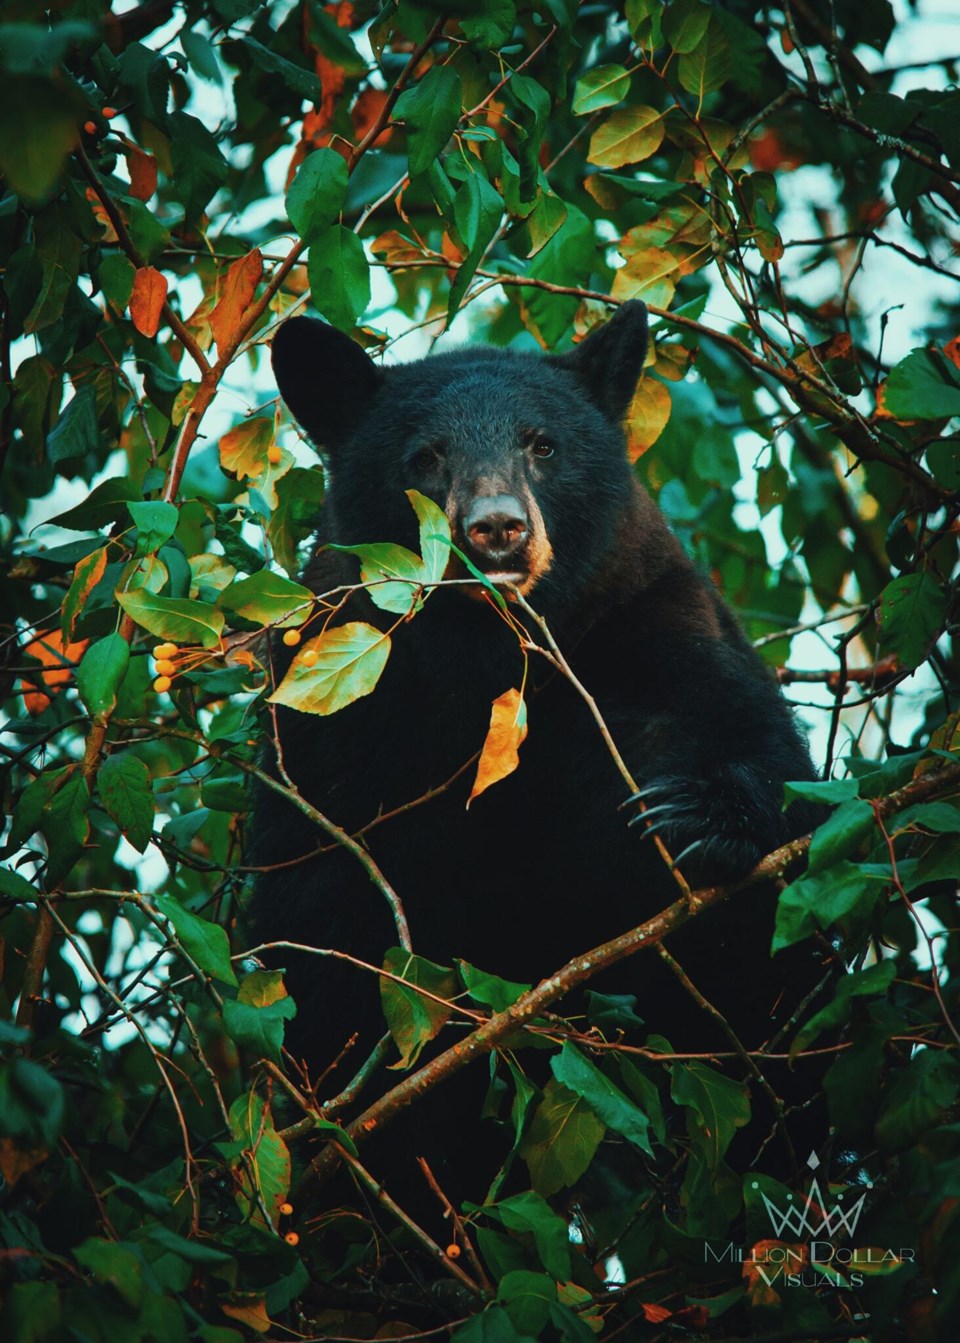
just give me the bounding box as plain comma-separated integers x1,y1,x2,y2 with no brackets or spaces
331,541,427,614
98,753,154,853
223,991,296,1065
128,200,170,265
784,777,859,806
773,860,880,952
241,36,321,101
0,1057,65,1148
896,800,960,834
117,589,224,649
43,771,90,884
76,633,130,721
269,467,326,575
380,948,457,1069
876,1050,960,1151
0,866,38,901
307,225,370,331
227,1091,291,1226
459,961,529,1012
0,1281,61,1343
572,64,630,115
678,16,735,97
551,1042,653,1155
497,1191,571,1279
807,798,876,874
670,1061,750,1167
589,105,665,168
394,65,462,177
26,200,81,333
268,621,390,715
307,2,367,75
286,148,348,244
791,961,896,1057
408,490,453,585
73,1239,143,1311
168,110,228,223
46,476,141,531
461,0,516,50
884,348,960,419
46,387,99,465
0,76,82,204
663,0,712,52
129,501,179,556
152,893,238,985
180,29,222,83
451,1306,525,1343
448,170,503,318
99,253,136,311
497,1270,556,1336
519,1078,605,1197
878,572,948,670
219,571,314,627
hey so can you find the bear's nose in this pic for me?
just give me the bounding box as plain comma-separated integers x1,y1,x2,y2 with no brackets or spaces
463,494,529,561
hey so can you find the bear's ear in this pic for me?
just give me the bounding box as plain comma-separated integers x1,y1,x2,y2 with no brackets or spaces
552,301,649,425
271,316,384,450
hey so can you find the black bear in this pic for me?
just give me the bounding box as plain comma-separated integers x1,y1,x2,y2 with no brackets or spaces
248,301,826,1227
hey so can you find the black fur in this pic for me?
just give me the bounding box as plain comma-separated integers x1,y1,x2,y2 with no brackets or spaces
248,304,826,1216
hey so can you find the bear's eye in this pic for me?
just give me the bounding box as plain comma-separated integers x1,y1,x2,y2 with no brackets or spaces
410,445,442,472
531,436,555,460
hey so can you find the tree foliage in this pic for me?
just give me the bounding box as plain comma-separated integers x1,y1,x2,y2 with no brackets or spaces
1,1,959,1339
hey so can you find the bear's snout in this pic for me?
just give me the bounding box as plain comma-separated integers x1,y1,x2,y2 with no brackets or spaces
462,494,529,568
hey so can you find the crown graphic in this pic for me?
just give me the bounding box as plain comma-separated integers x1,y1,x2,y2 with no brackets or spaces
760,1152,868,1241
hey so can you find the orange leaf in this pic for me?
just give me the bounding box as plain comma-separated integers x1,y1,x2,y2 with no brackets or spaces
210,249,264,354
639,1303,672,1323
351,87,392,147
130,266,168,337
84,188,117,242
121,142,158,201
19,629,89,716
219,417,275,480
468,688,528,807
626,377,671,461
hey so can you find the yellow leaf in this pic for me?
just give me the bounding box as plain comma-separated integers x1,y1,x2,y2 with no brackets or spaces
129,266,167,338
210,249,264,354
588,105,664,168
468,688,528,807
611,246,680,309
219,417,274,479
626,377,672,461
268,622,391,715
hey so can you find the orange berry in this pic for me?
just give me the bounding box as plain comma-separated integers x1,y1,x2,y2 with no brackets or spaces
301,649,318,667
446,1243,461,1259
280,1202,293,1216
284,1231,299,1246
267,445,283,465
282,629,301,647
154,642,177,658
155,659,176,676
102,106,118,118
83,120,97,135
153,676,172,693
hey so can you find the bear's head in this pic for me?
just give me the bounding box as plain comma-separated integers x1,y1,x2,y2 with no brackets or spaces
270,302,649,604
